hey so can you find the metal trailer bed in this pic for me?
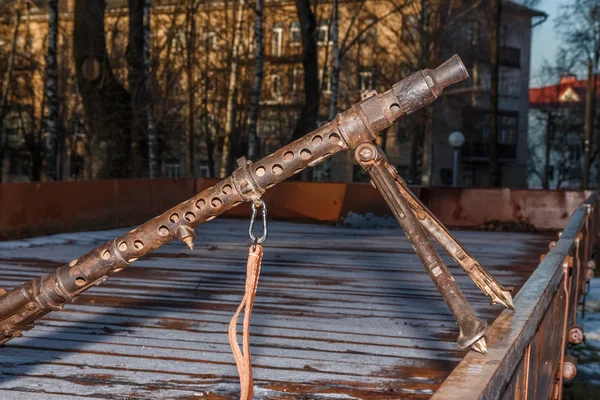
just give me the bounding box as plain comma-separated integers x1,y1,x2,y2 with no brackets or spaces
0,219,548,399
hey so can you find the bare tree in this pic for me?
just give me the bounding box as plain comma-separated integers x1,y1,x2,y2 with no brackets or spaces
291,0,319,142
220,0,246,177
144,0,158,177
75,0,133,178
247,0,264,161
556,1,600,188
41,0,59,181
0,4,21,182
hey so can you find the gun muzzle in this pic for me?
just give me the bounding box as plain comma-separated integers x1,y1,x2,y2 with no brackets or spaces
392,54,469,116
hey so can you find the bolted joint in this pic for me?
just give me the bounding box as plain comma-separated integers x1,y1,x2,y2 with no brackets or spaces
568,324,584,345
231,157,266,205
354,143,385,167
562,354,578,380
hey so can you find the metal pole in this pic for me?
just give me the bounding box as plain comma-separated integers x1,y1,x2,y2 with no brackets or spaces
453,148,459,187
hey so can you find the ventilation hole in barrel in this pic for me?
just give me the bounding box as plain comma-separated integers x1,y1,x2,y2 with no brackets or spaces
283,151,294,162
118,241,127,251
195,199,206,209
128,257,139,263
267,184,275,189
69,259,78,267
158,225,169,236
390,103,401,113
222,184,232,195
207,216,216,221
300,149,312,160
169,213,179,223
272,164,283,175
185,212,196,222
255,166,266,177
211,197,222,207
294,168,303,174
312,135,323,146
329,133,341,143
134,240,144,250
101,250,110,260
75,277,87,287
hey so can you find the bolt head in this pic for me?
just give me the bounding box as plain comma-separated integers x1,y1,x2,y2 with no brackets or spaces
359,148,373,161
569,326,584,344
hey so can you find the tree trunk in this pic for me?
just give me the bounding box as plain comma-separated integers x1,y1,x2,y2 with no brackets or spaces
219,0,245,177
328,0,339,121
488,0,501,187
0,7,21,183
127,0,151,177
144,0,158,178
291,0,319,142
583,61,593,189
185,0,196,177
74,0,132,179
247,0,264,161
543,113,552,190
42,0,59,181
203,37,215,177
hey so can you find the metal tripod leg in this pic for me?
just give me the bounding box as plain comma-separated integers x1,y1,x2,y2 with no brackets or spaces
391,168,514,309
355,143,488,353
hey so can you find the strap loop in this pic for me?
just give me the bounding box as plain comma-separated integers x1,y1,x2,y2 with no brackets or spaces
229,244,263,400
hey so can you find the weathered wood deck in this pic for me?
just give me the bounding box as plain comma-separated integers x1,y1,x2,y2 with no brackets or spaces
0,219,549,399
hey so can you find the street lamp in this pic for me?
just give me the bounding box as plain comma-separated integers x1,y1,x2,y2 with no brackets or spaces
448,131,465,187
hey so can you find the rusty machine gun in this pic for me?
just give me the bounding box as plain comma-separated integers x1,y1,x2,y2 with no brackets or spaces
0,55,513,355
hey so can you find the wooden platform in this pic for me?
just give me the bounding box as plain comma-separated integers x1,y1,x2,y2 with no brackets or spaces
0,220,549,399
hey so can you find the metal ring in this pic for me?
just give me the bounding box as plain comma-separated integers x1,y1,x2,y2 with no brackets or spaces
249,199,268,245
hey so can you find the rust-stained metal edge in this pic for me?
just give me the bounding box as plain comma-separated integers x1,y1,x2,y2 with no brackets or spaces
431,192,597,399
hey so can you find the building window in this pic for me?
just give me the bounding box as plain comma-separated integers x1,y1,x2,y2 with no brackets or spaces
272,23,283,56
361,18,377,42
271,73,281,98
468,20,479,46
166,162,181,178
290,21,301,45
499,115,518,146
203,31,218,50
289,67,300,92
319,69,331,93
198,161,210,177
353,165,370,182
402,15,419,42
360,71,373,92
317,21,330,44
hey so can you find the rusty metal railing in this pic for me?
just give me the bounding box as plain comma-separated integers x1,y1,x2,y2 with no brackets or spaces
432,192,598,399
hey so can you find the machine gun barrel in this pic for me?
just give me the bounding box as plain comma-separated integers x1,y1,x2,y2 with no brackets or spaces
0,55,469,344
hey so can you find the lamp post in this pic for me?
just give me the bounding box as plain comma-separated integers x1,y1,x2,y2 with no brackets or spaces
448,131,465,187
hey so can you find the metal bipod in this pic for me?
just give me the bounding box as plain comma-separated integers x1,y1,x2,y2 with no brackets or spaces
355,143,515,354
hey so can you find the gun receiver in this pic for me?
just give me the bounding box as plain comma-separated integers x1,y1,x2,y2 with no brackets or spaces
0,56,503,353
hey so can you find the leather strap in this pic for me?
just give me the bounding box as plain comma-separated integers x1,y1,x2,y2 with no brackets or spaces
229,244,263,400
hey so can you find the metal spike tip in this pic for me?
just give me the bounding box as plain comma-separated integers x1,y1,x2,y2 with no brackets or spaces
471,338,488,355
183,238,194,251
491,288,515,310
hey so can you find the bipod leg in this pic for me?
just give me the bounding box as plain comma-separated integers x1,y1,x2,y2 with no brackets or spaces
390,167,514,309
355,143,487,353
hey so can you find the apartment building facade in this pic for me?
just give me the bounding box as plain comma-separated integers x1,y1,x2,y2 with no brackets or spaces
0,0,544,185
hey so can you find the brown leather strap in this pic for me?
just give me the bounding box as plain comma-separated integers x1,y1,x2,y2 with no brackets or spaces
229,244,263,400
